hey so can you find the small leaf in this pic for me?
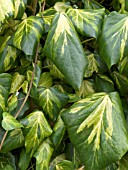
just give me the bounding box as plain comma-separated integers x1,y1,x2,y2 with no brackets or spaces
14,0,27,19
62,92,128,170
54,2,71,12
0,153,16,170
1,128,24,153
0,0,14,25
8,16,44,55
20,110,52,156
66,8,105,38
19,149,32,170
2,112,24,130
99,12,128,68
8,94,18,112
82,0,104,9
51,115,66,148
94,74,115,93
55,160,74,170
34,138,54,170
38,72,53,88
44,13,88,90
10,72,25,93
38,87,69,120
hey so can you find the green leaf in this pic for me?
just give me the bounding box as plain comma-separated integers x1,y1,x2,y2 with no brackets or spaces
105,163,118,170
43,15,54,33
8,94,18,112
54,2,71,12
112,71,128,96
20,110,52,156
19,149,32,170
2,112,24,130
44,13,88,90
1,128,24,153
99,12,128,68
76,80,95,98
0,0,14,26
55,160,74,170
14,0,27,19
84,53,98,77
0,153,16,170
51,115,66,148
66,8,105,38
94,74,115,93
118,57,128,77
118,153,128,170
38,87,69,120
38,72,53,88
34,138,54,170
8,16,44,55
62,92,128,170
0,36,20,73
82,0,104,9
10,72,25,93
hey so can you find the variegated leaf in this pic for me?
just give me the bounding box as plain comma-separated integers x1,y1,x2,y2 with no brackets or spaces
20,110,52,156
62,92,128,170
38,87,69,120
8,16,44,55
99,12,128,68
66,8,105,38
44,13,88,90
0,0,14,26
14,0,27,19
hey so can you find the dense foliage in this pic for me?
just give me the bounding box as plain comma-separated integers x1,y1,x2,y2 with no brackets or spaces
0,0,128,169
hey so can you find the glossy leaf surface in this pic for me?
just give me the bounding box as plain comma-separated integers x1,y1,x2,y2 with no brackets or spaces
62,92,128,170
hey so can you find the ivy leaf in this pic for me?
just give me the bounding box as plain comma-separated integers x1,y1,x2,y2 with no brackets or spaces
20,110,52,156
0,0,14,26
99,12,128,68
54,2,71,12
1,128,24,153
55,160,74,170
8,94,18,112
44,13,88,90
118,57,128,77
38,72,53,88
66,8,105,38
43,15,54,33
10,72,25,94
14,0,27,19
19,149,32,170
82,0,104,9
51,115,66,148
34,138,54,170
118,153,128,170
94,74,115,93
2,112,24,130
8,16,44,55
38,87,69,120
62,92,128,170
0,153,16,170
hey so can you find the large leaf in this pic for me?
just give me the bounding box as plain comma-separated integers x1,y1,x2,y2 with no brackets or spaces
1,128,24,153
44,13,88,90
66,8,105,38
8,16,44,55
14,0,27,19
38,87,69,120
2,112,23,131
0,36,20,73
0,153,16,170
62,92,128,170
34,138,54,170
20,110,52,156
99,12,128,68
0,0,14,26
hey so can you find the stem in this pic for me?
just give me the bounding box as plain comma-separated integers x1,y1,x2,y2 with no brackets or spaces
0,43,39,151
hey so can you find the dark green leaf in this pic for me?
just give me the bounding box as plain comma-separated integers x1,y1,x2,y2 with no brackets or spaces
0,153,16,170
94,74,115,93
99,12,128,68
19,149,32,170
38,87,69,120
66,8,105,38
118,153,128,170
118,57,128,77
105,163,118,170
34,138,54,170
112,71,128,96
1,129,24,153
62,92,128,170
2,112,23,130
8,16,44,55
14,0,27,19
0,0,14,26
82,0,104,9
44,13,88,90
20,110,52,156
51,115,66,148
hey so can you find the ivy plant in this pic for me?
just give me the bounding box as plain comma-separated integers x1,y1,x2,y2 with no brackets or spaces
0,0,128,169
